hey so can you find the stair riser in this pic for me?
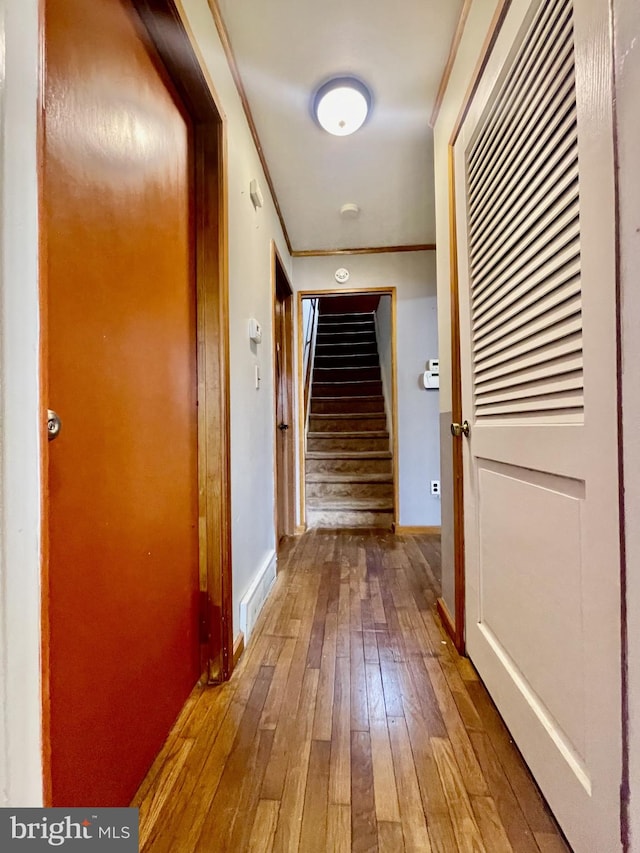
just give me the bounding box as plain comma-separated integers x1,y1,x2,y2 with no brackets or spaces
311,398,385,415
315,343,378,358
308,417,387,432
314,367,381,383
312,381,383,397
317,322,375,335
306,481,394,500
318,312,374,324
316,333,376,346
314,354,379,369
306,458,392,475
307,436,389,452
306,508,393,529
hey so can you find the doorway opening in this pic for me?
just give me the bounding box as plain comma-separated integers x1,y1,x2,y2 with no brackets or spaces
297,287,398,530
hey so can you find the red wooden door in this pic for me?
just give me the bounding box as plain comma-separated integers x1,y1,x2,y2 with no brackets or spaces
43,0,200,806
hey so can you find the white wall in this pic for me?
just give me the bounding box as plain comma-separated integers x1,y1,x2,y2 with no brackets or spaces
293,252,441,528
0,0,293,805
614,0,640,844
432,0,502,615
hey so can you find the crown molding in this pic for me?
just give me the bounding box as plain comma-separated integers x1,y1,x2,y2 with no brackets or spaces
206,0,293,254
291,244,436,258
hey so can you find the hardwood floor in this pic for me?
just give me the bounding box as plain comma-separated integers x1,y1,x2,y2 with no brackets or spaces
133,529,570,852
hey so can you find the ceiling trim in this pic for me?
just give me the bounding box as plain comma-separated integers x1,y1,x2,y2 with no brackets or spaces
429,0,473,128
292,244,436,258
206,0,293,254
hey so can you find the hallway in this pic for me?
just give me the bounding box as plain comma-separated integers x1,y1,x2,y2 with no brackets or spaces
133,530,569,852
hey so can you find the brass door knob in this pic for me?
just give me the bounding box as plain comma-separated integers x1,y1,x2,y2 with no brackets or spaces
450,420,470,438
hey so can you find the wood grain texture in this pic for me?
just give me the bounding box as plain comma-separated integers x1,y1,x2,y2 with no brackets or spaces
134,530,569,852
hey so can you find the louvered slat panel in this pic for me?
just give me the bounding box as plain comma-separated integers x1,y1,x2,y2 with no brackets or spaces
471,203,579,313
468,19,574,216
474,332,582,383
474,248,580,334
471,178,579,298
466,0,581,421
474,290,581,359
471,144,578,279
475,316,582,373
475,353,583,394
475,392,584,417
467,0,571,183
476,373,583,407
475,259,580,341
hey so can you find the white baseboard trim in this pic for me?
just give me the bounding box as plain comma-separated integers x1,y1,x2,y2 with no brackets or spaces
239,550,277,642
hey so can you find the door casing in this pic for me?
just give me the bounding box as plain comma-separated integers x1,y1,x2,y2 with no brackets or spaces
296,286,399,531
272,242,296,543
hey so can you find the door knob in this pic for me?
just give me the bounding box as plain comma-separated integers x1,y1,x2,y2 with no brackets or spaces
278,422,289,431
47,409,62,441
450,420,470,438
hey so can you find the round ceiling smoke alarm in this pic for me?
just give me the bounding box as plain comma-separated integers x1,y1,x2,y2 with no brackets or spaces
335,268,350,283
340,203,360,219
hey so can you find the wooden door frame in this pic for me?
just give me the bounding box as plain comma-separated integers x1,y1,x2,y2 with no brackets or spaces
39,0,233,800
437,0,512,655
296,286,399,531
271,242,296,543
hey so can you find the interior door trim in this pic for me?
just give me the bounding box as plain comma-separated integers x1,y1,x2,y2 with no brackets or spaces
129,1,233,684
438,0,513,655
296,286,399,532
271,241,296,543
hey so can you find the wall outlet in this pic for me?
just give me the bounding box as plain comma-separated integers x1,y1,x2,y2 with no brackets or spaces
430,480,441,497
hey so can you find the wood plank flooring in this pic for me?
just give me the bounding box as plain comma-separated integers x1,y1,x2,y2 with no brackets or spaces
132,529,570,852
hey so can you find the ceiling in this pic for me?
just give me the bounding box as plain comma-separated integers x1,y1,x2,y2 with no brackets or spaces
215,0,465,253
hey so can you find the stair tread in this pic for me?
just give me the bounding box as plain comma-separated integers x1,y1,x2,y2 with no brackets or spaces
311,395,384,401
306,497,394,510
310,410,385,421
306,472,393,483
306,450,392,459
311,379,381,388
308,430,389,439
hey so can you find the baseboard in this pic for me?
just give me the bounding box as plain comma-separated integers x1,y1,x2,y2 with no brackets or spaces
436,597,456,643
239,550,277,641
393,525,441,535
232,632,245,668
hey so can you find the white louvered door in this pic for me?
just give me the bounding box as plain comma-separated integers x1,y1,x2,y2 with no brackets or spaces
454,0,622,850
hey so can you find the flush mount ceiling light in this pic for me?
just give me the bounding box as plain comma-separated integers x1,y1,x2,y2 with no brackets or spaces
313,77,372,136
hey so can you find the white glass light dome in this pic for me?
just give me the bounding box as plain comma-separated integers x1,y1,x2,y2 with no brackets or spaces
313,77,372,137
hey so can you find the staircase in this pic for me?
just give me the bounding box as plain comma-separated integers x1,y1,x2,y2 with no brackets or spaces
305,311,394,528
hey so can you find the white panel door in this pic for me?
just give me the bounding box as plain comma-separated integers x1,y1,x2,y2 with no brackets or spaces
454,0,622,850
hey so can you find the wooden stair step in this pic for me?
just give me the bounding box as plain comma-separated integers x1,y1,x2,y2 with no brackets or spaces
305,450,392,460
306,497,395,511
310,412,385,419
306,472,392,483
308,415,388,432
306,507,393,528
312,381,383,397
307,430,389,439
